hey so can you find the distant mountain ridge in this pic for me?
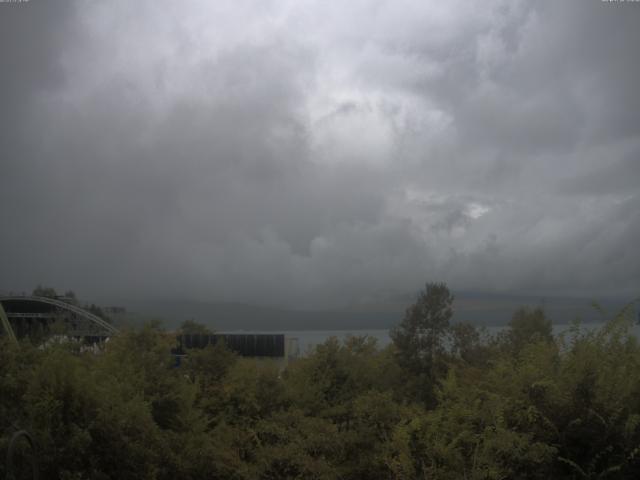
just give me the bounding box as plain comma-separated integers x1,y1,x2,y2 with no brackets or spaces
109,292,632,331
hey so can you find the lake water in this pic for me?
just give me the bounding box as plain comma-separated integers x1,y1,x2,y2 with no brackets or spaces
278,322,640,356
220,321,640,358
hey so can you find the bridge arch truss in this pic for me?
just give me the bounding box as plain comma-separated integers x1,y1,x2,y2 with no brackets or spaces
0,295,118,343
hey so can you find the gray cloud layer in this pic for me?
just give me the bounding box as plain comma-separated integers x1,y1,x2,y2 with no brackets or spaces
1,0,639,307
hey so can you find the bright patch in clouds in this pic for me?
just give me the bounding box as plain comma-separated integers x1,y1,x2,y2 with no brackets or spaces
466,203,490,219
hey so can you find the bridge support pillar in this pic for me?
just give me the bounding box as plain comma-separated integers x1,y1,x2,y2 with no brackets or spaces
0,302,18,344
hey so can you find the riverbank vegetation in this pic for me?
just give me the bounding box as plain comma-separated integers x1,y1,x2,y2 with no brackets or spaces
2,284,640,479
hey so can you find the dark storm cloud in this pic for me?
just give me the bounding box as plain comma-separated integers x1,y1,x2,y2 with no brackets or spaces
1,0,638,307
561,150,640,196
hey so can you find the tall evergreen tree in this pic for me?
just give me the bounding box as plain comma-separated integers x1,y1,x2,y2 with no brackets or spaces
390,282,454,406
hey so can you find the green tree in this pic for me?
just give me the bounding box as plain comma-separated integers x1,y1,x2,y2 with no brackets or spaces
63,290,78,306
179,319,213,335
390,282,454,406
504,306,553,353
450,321,488,365
32,285,57,298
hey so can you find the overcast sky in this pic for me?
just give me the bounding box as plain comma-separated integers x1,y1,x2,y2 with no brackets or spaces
1,0,639,308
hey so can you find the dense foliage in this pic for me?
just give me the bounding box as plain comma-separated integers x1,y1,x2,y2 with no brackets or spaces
2,287,640,479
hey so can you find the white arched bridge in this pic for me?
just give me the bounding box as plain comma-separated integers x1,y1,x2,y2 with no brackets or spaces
0,295,119,344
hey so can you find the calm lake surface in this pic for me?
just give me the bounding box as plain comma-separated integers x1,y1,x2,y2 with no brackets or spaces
222,322,640,357
277,322,640,356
